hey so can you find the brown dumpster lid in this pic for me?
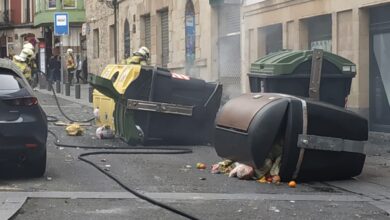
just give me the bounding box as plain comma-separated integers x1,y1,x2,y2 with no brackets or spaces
216,93,283,132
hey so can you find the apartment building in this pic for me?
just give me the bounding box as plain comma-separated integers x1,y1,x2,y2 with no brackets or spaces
0,0,39,58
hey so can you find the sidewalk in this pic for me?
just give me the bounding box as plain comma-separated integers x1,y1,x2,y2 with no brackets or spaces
35,83,93,108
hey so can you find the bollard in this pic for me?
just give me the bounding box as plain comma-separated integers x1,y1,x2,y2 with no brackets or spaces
47,81,52,91
65,83,70,96
89,86,93,103
56,81,61,93
75,84,81,99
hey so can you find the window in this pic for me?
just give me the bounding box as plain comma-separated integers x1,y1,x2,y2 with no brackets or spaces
0,73,24,95
159,10,169,67
109,25,115,57
48,0,56,9
307,15,332,52
24,0,31,23
63,0,76,9
141,14,151,51
185,0,195,66
259,23,283,54
124,19,131,58
93,29,99,58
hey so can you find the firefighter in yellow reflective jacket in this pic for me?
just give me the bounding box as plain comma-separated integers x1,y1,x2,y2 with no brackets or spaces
22,43,38,87
13,51,32,85
124,47,150,65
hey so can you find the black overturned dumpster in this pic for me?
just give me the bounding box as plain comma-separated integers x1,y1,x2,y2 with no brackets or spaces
214,93,368,181
248,50,356,107
89,65,222,145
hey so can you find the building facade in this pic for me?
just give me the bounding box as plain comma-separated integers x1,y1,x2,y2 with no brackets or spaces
85,0,243,100
242,0,390,132
34,0,86,64
0,0,40,58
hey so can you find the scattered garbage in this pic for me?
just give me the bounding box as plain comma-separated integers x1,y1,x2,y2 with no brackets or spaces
211,138,284,184
96,125,115,139
269,206,280,213
196,163,206,170
288,181,297,188
228,163,254,180
65,154,73,162
93,108,100,120
46,177,52,181
65,123,84,136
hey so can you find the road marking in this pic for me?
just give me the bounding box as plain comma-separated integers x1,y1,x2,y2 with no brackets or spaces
0,197,26,220
0,191,370,202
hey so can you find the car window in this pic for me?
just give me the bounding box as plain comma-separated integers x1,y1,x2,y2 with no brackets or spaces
0,73,24,95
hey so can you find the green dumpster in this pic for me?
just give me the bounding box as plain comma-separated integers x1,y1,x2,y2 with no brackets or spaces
248,50,356,107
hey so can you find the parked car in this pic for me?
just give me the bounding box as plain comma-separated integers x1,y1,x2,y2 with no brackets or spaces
0,59,47,177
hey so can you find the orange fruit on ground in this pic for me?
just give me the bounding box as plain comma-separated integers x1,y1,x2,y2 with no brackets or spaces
288,181,297,188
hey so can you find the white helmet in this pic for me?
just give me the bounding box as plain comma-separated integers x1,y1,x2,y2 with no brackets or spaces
67,48,73,54
136,46,150,60
21,48,35,59
23,43,35,51
14,52,28,62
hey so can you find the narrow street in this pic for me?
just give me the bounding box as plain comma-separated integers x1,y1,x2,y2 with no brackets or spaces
1,92,388,219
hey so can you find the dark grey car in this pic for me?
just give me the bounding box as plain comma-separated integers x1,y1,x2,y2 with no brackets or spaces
0,59,47,177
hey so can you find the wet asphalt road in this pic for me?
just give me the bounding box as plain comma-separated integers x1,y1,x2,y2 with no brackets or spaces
3,92,390,219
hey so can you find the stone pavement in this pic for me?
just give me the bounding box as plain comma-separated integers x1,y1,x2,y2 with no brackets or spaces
23,86,390,219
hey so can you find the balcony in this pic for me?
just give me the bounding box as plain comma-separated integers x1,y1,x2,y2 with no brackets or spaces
0,10,10,24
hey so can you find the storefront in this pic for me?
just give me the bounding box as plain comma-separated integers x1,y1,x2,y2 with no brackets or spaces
370,4,390,132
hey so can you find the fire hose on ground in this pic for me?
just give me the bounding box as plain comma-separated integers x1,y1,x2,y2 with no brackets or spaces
40,72,201,220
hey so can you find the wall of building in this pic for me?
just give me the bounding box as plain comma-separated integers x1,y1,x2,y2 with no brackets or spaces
85,0,216,81
242,0,390,116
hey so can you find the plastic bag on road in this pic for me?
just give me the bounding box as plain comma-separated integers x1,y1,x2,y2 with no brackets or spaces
96,125,115,139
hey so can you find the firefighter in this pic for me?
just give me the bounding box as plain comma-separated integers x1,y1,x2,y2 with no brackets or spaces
125,46,150,65
22,43,39,87
66,48,76,85
13,51,32,85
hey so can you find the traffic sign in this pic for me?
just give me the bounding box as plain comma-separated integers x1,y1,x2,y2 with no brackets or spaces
54,12,69,36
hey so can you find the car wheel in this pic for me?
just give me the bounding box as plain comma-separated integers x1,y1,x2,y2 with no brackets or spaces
25,150,47,178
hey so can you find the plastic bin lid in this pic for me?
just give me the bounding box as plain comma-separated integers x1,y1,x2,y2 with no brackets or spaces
250,50,356,75
89,74,119,100
113,65,141,95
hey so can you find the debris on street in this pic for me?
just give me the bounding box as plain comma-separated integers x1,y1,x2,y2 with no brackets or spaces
288,181,297,188
228,163,254,180
196,163,206,170
96,125,115,139
65,123,84,136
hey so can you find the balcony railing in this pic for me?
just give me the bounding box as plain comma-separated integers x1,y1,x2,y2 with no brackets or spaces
0,10,10,24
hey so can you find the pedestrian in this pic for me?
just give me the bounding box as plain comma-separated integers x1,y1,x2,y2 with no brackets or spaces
75,55,83,84
48,55,61,83
124,46,150,65
66,48,76,85
12,51,32,85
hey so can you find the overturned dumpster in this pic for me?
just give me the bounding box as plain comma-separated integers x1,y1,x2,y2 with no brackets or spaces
89,65,222,145
214,93,368,181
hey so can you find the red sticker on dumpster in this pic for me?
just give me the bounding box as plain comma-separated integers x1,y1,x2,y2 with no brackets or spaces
171,73,190,80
